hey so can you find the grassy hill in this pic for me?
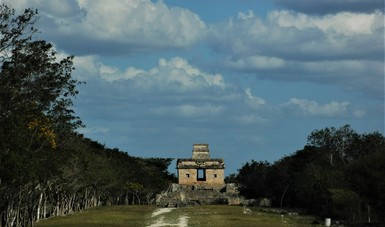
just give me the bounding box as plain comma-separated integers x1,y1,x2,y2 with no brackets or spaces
36,205,321,227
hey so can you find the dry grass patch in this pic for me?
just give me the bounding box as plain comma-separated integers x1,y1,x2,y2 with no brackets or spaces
36,205,155,227
37,205,321,227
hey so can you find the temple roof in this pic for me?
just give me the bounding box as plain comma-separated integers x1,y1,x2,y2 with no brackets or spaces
177,158,225,169
176,144,225,169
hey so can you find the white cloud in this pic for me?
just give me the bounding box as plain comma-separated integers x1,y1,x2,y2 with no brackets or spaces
71,53,371,123
211,10,383,60
244,88,265,109
210,10,384,98
238,10,255,20
70,54,274,123
299,60,379,74
8,0,82,18
269,10,383,36
273,0,384,14
76,0,205,46
8,0,206,52
284,98,350,117
225,55,285,70
72,55,103,79
73,56,225,91
153,57,225,89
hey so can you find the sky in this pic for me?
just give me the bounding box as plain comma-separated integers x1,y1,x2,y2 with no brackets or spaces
6,0,384,175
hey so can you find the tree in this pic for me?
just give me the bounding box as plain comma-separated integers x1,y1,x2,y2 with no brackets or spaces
224,173,237,184
0,6,176,226
0,4,81,162
229,125,385,224
0,5,81,226
0,3,82,182
236,160,271,199
307,125,358,165
347,149,385,223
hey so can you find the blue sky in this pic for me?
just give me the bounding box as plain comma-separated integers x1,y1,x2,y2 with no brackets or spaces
8,0,384,174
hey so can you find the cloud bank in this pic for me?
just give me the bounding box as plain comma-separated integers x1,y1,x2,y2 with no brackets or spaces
210,10,384,98
72,54,365,122
284,98,350,117
273,0,384,14
8,0,207,54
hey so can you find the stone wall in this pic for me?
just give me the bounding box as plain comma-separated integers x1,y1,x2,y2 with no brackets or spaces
192,144,210,159
178,169,224,186
205,169,224,185
193,144,209,151
178,169,197,185
156,183,244,207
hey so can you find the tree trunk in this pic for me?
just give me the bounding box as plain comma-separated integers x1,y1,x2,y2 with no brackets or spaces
280,185,289,209
43,196,47,219
125,191,128,205
330,153,333,166
135,193,141,205
36,192,43,222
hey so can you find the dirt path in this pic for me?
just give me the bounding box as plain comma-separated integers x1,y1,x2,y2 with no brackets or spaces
147,208,189,227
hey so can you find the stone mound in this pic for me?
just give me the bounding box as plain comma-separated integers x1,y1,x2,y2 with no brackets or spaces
155,183,245,207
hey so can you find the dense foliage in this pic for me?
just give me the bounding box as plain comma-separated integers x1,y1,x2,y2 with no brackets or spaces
0,5,175,227
229,125,385,224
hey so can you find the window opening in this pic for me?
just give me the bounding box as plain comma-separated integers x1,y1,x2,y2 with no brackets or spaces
197,169,206,181
186,173,190,178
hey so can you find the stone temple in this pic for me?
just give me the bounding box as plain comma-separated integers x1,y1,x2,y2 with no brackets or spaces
177,144,225,187
156,144,244,207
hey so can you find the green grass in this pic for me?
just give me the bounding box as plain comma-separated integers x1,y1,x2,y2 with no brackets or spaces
37,205,321,227
155,206,319,227
36,206,155,227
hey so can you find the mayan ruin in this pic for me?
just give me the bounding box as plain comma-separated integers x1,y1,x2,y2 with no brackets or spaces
177,144,225,187
156,144,243,207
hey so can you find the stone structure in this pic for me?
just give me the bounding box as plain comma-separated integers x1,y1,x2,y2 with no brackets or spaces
156,144,245,207
155,183,242,207
177,144,225,187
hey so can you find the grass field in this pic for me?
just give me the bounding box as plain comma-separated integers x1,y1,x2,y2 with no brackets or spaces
36,205,321,227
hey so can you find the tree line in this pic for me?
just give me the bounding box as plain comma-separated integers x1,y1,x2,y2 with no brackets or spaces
227,125,385,224
0,5,175,227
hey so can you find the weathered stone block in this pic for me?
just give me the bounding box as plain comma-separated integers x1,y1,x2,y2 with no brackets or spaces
156,183,245,207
